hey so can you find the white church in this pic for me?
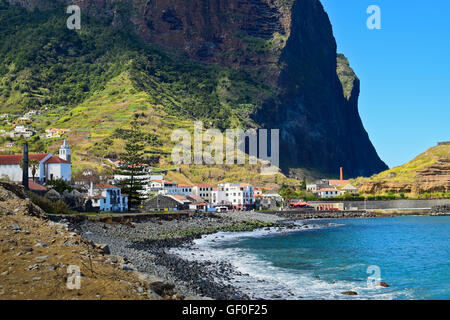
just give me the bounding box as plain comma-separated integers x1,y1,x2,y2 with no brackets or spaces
0,140,72,183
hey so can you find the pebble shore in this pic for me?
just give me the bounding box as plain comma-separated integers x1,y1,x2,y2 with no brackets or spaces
74,213,282,299
72,210,376,299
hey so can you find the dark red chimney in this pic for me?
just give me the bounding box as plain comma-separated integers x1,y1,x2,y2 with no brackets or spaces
340,167,343,181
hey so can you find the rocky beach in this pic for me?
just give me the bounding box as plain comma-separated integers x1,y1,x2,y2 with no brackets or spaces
72,212,284,300
70,210,376,300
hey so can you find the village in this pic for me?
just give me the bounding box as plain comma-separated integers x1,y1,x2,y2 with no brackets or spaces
0,139,362,215
0,109,70,153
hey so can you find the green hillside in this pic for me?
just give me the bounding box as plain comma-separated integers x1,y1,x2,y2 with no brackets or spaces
353,144,450,184
0,1,271,126
0,1,302,186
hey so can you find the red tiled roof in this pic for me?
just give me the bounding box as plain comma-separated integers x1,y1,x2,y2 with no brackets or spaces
317,188,339,192
94,184,119,189
0,153,51,165
195,183,213,188
193,202,209,206
89,195,106,200
29,181,47,191
45,156,71,164
170,194,190,202
188,195,203,201
177,184,193,188
329,179,350,187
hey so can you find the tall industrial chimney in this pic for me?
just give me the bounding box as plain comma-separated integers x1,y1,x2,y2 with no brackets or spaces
340,167,343,181
22,142,29,191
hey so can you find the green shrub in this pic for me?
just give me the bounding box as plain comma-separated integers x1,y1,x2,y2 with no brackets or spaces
27,191,75,215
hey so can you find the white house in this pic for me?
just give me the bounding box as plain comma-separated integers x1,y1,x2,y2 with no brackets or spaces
306,179,330,192
148,179,165,192
315,188,340,198
0,141,71,183
212,183,255,208
13,125,35,138
87,183,128,212
192,184,214,203
339,184,359,195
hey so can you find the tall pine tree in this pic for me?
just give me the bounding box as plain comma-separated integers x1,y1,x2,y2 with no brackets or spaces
115,121,149,209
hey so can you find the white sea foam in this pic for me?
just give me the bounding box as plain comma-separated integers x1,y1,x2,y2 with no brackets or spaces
170,223,412,300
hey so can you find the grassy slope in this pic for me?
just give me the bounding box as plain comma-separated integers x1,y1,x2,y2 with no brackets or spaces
353,144,450,184
53,71,298,187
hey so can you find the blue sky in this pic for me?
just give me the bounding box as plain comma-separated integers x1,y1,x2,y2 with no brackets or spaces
320,0,450,168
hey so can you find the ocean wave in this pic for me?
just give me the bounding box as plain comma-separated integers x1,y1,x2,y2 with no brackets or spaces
170,223,412,300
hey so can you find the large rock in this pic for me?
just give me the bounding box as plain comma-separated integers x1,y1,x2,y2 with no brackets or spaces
149,281,176,297
95,244,111,255
45,189,61,202
63,190,84,210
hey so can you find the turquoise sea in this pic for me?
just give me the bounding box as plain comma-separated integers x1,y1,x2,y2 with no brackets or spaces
172,216,450,300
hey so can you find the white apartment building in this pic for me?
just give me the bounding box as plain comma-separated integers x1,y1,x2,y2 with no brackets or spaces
212,183,255,208
192,184,214,202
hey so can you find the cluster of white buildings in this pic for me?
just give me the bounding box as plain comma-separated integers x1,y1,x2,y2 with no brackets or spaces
0,110,44,139
10,125,35,138
144,179,257,209
41,128,69,139
0,124,36,139
306,168,359,199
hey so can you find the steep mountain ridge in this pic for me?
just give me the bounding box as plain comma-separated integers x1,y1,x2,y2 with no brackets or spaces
1,0,388,178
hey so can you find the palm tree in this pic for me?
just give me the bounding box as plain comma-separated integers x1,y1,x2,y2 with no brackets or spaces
29,159,39,182
20,158,40,182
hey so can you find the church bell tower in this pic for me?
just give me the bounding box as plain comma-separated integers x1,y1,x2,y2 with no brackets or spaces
59,140,71,163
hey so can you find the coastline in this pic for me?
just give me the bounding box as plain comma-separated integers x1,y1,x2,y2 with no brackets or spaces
73,212,283,299
68,210,393,300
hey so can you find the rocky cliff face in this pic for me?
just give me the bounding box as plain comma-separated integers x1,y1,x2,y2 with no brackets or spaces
7,0,388,177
